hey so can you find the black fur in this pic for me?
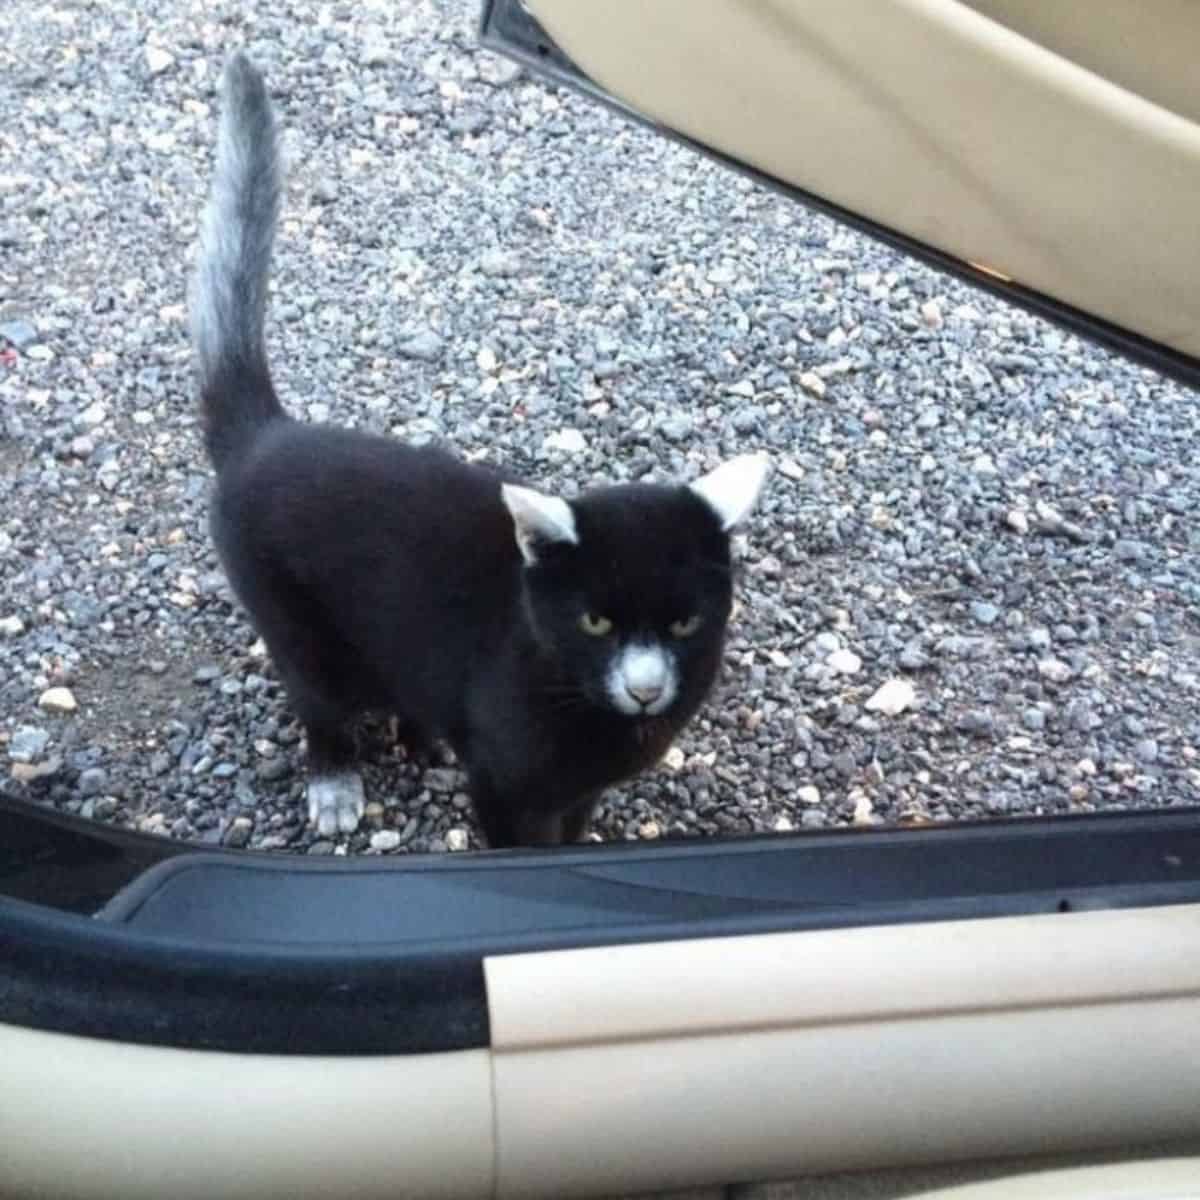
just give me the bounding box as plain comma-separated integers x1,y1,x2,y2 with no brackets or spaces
190,54,760,847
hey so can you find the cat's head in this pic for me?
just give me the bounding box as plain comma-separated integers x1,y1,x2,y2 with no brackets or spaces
501,455,769,721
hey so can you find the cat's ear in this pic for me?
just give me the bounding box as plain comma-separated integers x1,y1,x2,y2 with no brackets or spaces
501,483,579,565
689,453,771,531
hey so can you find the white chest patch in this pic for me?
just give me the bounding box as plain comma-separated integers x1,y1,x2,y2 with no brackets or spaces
607,642,678,716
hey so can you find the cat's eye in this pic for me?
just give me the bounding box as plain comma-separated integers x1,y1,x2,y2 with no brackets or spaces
669,614,704,638
579,612,614,637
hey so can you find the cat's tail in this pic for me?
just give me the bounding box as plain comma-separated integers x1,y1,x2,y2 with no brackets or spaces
189,52,284,471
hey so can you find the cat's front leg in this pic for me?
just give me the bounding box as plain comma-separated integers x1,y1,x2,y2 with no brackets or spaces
306,771,365,837
468,765,596,849
303,719,365,837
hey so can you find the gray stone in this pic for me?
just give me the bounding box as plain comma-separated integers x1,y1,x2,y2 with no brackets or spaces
1027,627,1052,651
9,726,50,763
479,249,520,278
256,757,291,782
1021,707,1046,732
423,767,459,794
0,319,38,349
78,766,108,796
659,413,693,442
397,328,444,362
956,709,995,737
447,110,489,136
730,406,763,434
970,601,1000,626
1113,539,1148,563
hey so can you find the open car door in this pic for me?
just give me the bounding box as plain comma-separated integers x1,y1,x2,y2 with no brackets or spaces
482,0,1200,390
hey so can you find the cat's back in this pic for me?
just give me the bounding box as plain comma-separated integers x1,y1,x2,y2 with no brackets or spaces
215,418,520,590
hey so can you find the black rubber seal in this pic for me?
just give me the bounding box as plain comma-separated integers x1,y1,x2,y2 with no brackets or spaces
0,895,487,1055
4,793,1200,1055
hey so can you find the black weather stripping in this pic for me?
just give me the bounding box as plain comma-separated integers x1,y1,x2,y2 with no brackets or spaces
4,782,1200,1056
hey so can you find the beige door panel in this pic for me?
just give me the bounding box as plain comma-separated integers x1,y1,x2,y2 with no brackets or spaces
4,907,1200,1199
527,0,1200,361
961,0,1200,125
907,1155,1200,1200
487,906,1200,1197
0,1030,494,1200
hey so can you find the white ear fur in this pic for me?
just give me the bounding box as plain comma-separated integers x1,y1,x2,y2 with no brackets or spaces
688,453,771,531
500,483,579,565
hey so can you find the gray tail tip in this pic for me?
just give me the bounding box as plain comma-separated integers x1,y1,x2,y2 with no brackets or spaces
221,49,268,104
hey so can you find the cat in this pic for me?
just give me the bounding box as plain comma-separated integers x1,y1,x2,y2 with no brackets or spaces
188,53,770,848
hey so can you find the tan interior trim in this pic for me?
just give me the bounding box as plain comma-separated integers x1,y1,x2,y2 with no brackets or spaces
908,1155,1200,1200
0,1026,493,1200
486,907,1200,1197
492,1001,1200,1198
5,907,1200,1199
960,0,1200,126
485,904,1200,1050
528,0,1200,359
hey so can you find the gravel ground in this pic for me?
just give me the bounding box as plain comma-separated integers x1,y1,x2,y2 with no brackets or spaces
3,0,1199,856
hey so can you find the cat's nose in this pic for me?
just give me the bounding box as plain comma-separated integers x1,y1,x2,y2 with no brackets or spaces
626,683,663,707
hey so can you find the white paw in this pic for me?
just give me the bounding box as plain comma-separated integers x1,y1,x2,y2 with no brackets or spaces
306,771,366,836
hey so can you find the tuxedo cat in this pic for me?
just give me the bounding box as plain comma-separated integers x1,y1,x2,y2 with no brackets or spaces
189,54,769,847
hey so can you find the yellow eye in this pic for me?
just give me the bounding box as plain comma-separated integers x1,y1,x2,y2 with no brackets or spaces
579,612,614,636
670,614,703,638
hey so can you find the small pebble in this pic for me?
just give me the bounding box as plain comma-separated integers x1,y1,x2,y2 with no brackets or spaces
864,678,916,716
827,648,862,676
38,687,78,714
1135,739,1160,765
223,816,253,848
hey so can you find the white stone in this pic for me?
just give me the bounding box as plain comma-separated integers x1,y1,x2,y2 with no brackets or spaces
798,371,826,398
445,828,469,852
797,785,822,806
1006,508,1030,534
145,46,175,74
827,648,862,676
864,678,916,716
38,687,77,714
542,428,586,455
78,401,107,428
1038,657,1072,683
852,792,875,826
0,616,25,637
370,830,401,852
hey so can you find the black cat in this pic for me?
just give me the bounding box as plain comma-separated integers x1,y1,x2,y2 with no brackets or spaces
189,54,770,847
